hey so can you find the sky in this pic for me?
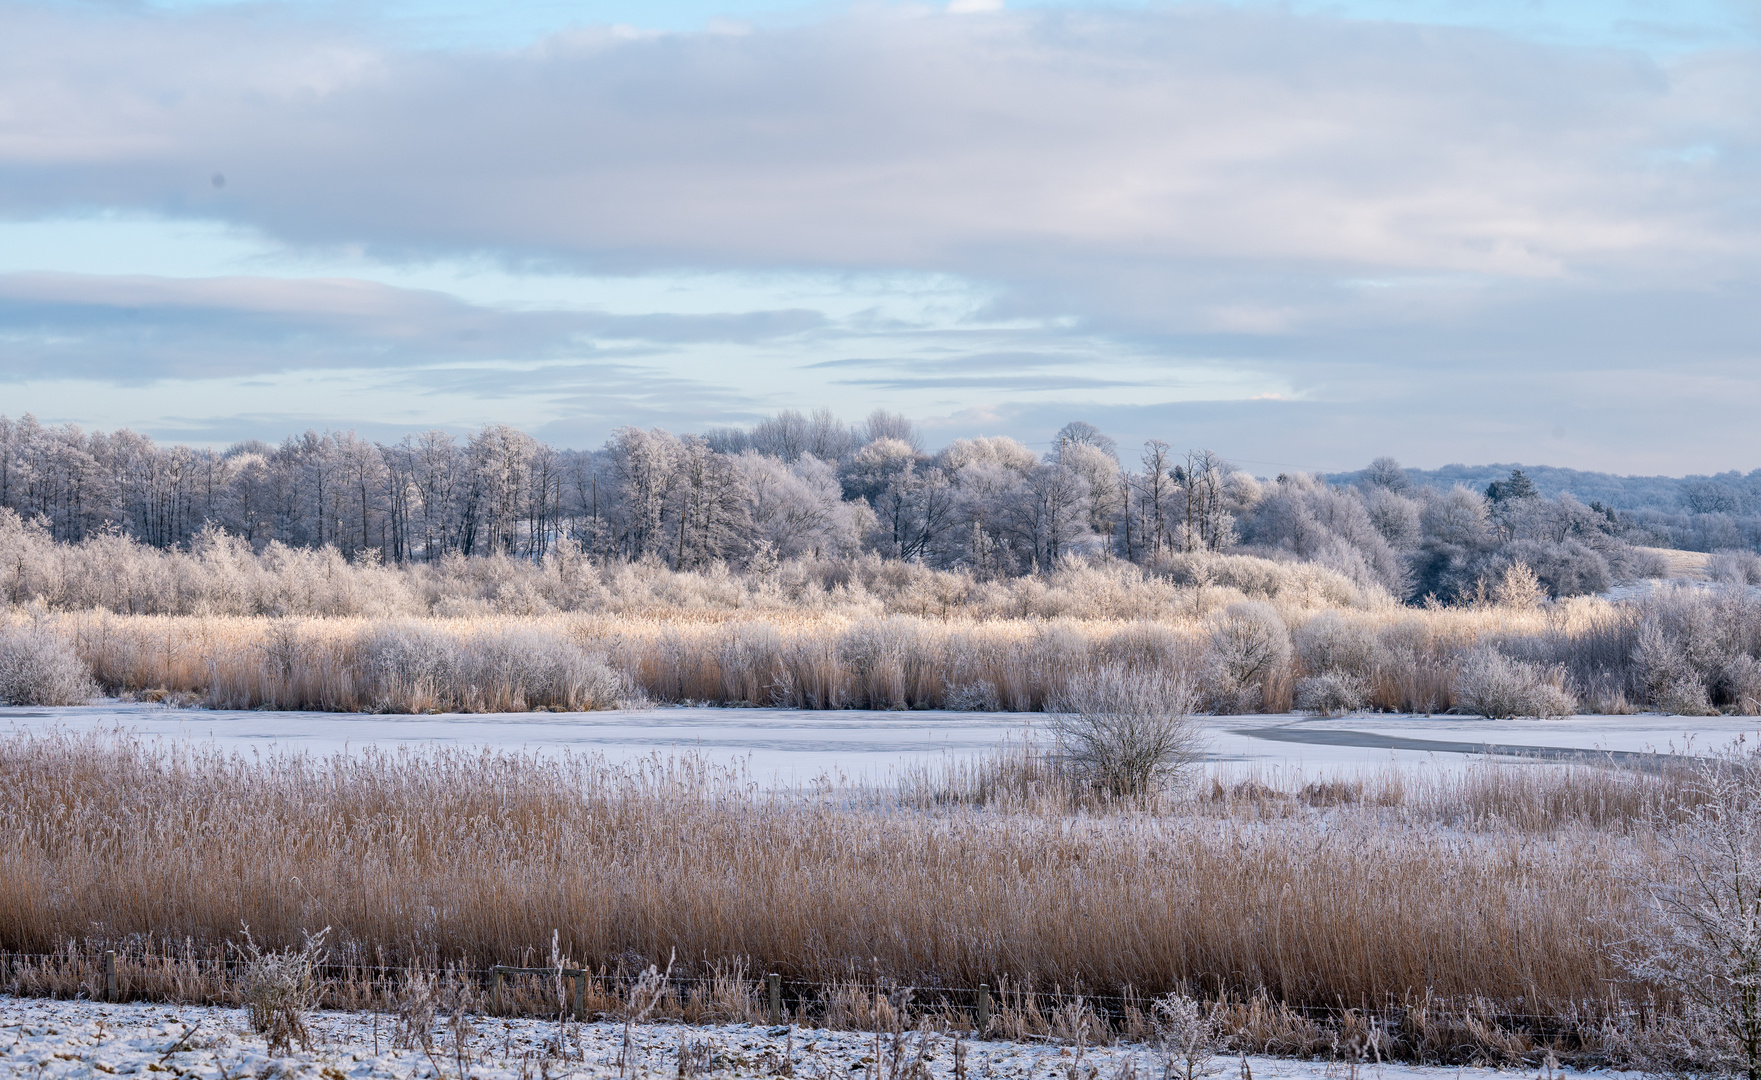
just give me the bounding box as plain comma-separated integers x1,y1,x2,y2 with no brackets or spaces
0,0,1758,474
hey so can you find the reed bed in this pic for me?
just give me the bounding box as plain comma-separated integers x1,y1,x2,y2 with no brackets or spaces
15,582,1757,715
0,729,1694,1064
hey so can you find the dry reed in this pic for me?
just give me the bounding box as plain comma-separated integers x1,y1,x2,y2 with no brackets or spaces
0,729,1697,1064
15,584,1754,715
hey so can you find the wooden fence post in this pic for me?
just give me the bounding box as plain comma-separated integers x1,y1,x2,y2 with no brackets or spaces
976,984,990,1036
104,951,117,1003
492,967,504,1017
767,973,782,1026
574,972,585,1022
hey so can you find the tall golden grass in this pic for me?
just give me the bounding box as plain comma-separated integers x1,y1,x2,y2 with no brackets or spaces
0,730,1683,1054
17,591,1681,714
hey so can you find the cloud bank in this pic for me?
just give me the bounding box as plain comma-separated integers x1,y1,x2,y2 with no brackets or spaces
0,0,1757,470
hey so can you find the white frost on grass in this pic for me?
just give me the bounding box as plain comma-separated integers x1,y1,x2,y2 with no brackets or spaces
1,995,1637,1080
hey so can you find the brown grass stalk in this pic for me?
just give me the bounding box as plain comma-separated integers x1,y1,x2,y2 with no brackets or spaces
0,733,1676,1033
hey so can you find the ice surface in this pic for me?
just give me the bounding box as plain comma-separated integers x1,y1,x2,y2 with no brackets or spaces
4,701,1758,787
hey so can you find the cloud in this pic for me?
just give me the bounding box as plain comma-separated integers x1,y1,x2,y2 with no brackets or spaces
0,271,826,379
5,5,1754,289
0,1,1758,468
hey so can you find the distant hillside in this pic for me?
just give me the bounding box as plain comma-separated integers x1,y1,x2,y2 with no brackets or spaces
1327,462,1761,514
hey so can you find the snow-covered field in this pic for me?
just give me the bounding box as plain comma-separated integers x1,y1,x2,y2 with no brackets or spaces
4,701,1758,785
0,996,1634,1080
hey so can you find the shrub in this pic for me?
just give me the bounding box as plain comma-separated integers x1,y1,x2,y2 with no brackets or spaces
1206,602,1290,712
1708,550,1761,587
1658,678,1718,717
1502,540,1611,598
1292,611,1378,679
1453,646,1576,719
0,625,96,705
1632,620,1719,715
1295,672,1369,716
1153,992,1223,1080
235,926,328,1055
1622,742,1761,1079
1048,665,1200,800
1717,655,1761,716
351,625,635,713
392,967,439,1050
1493,561,1545,609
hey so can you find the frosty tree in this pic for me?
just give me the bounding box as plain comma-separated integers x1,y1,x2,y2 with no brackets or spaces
1625,739,1761,1078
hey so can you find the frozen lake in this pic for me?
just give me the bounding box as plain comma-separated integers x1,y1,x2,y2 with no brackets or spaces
5,701,1758,785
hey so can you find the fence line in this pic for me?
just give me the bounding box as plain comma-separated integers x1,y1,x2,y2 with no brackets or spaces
0,946,1649,1029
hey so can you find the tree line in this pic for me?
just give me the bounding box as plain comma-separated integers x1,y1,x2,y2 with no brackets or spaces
2,409,1756,603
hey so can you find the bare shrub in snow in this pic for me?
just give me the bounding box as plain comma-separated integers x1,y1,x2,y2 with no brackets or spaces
943,681,1002,711
392,967,438,1050
1048,665,1200,800
1623,741,1761,1078
1153,992,1223,1080
235,926,327,1055
1453,646,1576,719
0,624,95,705
461,629,633,712
1292,611,1375,715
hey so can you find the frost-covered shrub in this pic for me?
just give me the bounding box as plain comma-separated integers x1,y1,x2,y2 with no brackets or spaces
1205,601,1291,712
1715,655,1761,716
236,926,327,1056
393,966,477,1054
944,681,1002,711
1656,678,1717,717
1152,992,1223,1080
1621,741,1761,1077
0,625,96,705
1453,646,1576,719
1492,561,1545,610
1707,549,1761,587
352,624,633,713
1048,665,1200,799
1502,539,1611,598
1632,618,1720,715
1295,672,1369,716
1293,611,1379,679
357,624,459,712
460,630,634,712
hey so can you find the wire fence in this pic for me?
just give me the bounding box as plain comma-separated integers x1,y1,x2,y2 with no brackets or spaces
0,945,1656,1033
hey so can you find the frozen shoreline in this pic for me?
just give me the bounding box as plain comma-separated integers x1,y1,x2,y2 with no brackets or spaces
3,700,1756,785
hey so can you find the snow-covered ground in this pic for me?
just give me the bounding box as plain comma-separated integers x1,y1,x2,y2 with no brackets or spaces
4,701,1758,786
0,996,1633,1080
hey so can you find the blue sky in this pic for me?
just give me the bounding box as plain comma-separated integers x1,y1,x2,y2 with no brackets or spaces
1,0,1759,471
133,0,1761,51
